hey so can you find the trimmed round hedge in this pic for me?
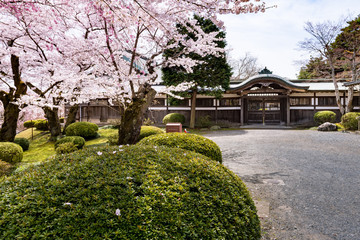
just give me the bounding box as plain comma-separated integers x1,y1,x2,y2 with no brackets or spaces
139,126,164,140
163,113,185,124
314,111,336,125
65,122,99,139
0,145,260,239
138,133,222,163
55,136,86,150
341,112,360,130
14,138,30,151
0,142,23,164
34,119,49,131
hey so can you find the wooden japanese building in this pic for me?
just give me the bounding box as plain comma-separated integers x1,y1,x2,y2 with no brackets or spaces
68,71,360,126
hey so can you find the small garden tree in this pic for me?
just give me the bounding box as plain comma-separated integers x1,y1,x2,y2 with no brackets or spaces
162,16,232,128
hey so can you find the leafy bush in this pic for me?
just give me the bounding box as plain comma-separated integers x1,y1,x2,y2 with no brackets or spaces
0,142,23,164
107,133,119,145
59,117,65,123
139,126,164,140
0,145,260,239
0,160,15,177
34,119,49,131
107,126,164,145
55,142,78,154
196,115,212,128
163,113,185,125
314,111,337,125
14,138,30,151
55,136,86,150
23,120,36,128
65,122,99,139
138,133,222,163
341,112,360,130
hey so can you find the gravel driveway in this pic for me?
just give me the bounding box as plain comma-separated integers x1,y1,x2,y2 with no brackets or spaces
205,130,360,240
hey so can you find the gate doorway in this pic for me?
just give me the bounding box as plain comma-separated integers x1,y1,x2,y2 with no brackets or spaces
247,98,281,125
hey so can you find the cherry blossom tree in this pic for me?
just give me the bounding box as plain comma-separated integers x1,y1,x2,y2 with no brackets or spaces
1,0,266,143
64,0,266,144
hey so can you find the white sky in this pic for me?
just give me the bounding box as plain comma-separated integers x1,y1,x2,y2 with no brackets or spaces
220,0,360,79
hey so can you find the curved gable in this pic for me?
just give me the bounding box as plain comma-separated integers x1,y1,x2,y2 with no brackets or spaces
229,74,309,94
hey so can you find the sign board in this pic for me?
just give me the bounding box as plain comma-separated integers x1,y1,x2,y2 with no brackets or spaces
166,123,182,133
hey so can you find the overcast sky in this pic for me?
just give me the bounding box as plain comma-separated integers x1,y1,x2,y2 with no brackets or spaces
219,0,360,79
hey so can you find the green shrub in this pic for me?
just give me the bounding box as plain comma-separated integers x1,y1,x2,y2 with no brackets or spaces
34,119,49,131
314,111,337,125
59,117,65,123
139,126,164,140
0,142,23,164
0,160,15,177
107,126,165,145
163,113,185,125
107,133,118,145
55,142,78,154
14,138,30,151
138,133,222,163
0,145,260,239
196,115,212,128
65,122,99,139
341,112,360,130
55,136,86,150
23,120,36,128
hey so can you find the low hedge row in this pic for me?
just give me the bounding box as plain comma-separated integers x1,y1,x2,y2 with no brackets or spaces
138,133,222,163
0,145,260,239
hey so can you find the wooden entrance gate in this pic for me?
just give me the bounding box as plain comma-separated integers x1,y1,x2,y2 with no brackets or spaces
246,98,281,124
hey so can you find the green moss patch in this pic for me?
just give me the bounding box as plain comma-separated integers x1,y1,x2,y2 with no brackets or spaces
0,145,260,239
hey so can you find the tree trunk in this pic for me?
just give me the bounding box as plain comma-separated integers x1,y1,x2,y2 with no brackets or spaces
118,85,156,145
0,54,27,142
346,86,354,113
43,107,61,141
329,59,345,115
0,103,21,142
63,104,79,134
190,89,197,129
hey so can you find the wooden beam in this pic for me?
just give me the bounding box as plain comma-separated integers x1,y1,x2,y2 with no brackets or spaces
287,96,290,126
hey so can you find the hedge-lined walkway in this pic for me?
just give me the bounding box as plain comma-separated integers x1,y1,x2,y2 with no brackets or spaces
206,130,360,240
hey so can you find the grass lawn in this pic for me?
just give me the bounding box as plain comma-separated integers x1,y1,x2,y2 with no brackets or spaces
15,128,118,171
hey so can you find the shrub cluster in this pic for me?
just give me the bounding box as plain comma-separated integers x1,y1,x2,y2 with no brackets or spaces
0,145,260,239
65,122,99,139
13,138,30,151
0,142,23,165
107,126,164,145
162,113,185,125
341,112,360,130
314,111,337,125
138,133,222,163
55,136,86,150
55,142,78,154
34,119,49,131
